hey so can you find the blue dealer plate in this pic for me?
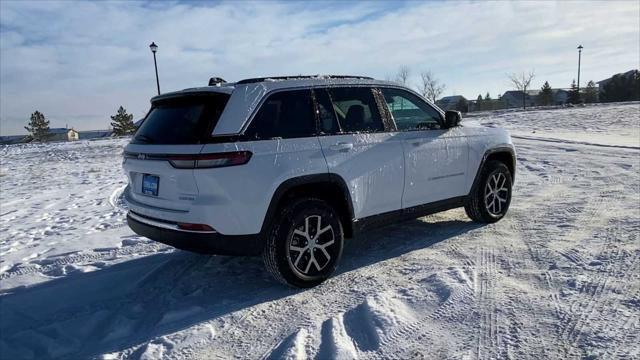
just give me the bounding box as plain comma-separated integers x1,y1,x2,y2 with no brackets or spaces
142,174,159,196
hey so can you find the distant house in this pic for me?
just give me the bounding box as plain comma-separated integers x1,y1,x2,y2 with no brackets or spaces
550,89,569,105
527,89,569,106
78,130,113,140
597,69,637,91
0,135,29,145
501,91,535,108
48,128,79,142
436,95,468,111
597,69,638,101
502,89,569,108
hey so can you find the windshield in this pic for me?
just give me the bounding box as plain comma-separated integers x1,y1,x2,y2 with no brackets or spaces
132,93,230,145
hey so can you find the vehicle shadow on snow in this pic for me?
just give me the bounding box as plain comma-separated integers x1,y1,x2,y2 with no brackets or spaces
0,216,482,359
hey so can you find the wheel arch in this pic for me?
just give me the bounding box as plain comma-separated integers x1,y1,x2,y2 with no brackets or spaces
261,173,355,238
469,147,516,195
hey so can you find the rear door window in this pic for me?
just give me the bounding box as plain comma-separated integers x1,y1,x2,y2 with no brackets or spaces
327,87,384,133
133,93,229,144
245,90,316,139
314,89,340,134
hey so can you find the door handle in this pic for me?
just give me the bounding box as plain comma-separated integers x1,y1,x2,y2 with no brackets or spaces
329,142,354,152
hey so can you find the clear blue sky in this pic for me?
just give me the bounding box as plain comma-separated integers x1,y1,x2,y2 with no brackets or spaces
1,0,638,135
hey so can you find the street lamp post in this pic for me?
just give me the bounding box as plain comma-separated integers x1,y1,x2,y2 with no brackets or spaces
577,45,583,96
149,42,160,95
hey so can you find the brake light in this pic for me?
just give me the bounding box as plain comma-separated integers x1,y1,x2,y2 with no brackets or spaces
168,151,252,169
177,222,215,232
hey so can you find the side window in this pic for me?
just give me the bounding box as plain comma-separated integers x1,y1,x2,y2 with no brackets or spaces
314,89,340,134
381,88,442,131
245,90,316,139
327,87,384,133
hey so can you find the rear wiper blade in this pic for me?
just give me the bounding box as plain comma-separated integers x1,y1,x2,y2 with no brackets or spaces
135,135,154,143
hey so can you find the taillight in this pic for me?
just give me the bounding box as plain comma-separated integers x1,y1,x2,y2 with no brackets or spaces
168,151,252,169
177,222,215,232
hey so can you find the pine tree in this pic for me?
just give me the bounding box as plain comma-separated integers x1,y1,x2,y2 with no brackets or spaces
476,94,483,111
24,110,50,142
484,92,492,110
539,81,553,106
568,79,581,104
110,106,136,136
583,80,598,103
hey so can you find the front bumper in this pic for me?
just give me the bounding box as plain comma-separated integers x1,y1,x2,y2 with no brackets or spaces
127,211,262,256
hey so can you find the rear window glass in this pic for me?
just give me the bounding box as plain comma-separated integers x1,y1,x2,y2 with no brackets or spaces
132,94,229,144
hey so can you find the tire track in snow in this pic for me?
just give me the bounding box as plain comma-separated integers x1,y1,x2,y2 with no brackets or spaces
556,187,622,261
557,223,635,353
0,253,206,359
495,217,554,358
558,273,608,344
252,259,393,359
367,284,475,360
543,271,562,321
571,224,639,358
0,184,135,282
511,134,640,151
367,244,477,359
444,242,476,268
0,240,166,282
502,182,575,357
474,247,501,360
552,182,628,351
509,160,625,356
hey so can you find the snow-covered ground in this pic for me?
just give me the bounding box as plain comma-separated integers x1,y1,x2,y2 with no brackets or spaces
1,102,638,359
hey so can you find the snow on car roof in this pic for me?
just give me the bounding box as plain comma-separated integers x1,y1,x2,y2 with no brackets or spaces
151,76,400,103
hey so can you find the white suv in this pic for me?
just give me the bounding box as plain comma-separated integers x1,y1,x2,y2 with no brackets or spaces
123,75,515,287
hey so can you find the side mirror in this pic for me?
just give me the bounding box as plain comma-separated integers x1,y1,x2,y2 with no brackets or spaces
444,110,462,128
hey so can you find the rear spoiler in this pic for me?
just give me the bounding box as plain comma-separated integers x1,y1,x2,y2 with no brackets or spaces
150,89,231,104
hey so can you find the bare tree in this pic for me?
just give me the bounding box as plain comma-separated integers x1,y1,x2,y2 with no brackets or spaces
395,65,411,86
508,70,535,109
419,70,446,103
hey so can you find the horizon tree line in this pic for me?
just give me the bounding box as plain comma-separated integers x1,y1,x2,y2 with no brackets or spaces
23,106,136,141
390,65,638,111
22,69,639,139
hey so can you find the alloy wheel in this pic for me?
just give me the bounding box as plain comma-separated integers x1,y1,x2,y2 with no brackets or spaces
287,215,336,276
485,172,509,216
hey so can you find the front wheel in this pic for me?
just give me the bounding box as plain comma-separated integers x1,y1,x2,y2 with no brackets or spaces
465,160,512,223
263,198,344,288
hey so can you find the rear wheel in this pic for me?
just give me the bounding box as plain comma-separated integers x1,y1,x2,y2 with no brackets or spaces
263,198,344,288
465,161,512,223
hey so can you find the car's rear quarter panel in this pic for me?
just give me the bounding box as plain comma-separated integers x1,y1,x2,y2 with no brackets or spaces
197,137,328,235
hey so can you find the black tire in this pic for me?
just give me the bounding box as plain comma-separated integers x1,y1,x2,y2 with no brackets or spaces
262,198,344,288
465,160,512,223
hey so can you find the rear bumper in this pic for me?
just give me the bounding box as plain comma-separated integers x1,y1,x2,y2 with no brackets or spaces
127,211,262,256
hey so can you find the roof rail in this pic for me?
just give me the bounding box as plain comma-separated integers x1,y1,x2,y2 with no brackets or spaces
208,77,227,86
236,75,374,85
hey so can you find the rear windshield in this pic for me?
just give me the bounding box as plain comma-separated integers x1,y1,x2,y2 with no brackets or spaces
132,93,229,144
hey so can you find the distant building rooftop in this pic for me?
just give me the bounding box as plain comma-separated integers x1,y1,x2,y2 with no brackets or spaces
48,128,76,134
